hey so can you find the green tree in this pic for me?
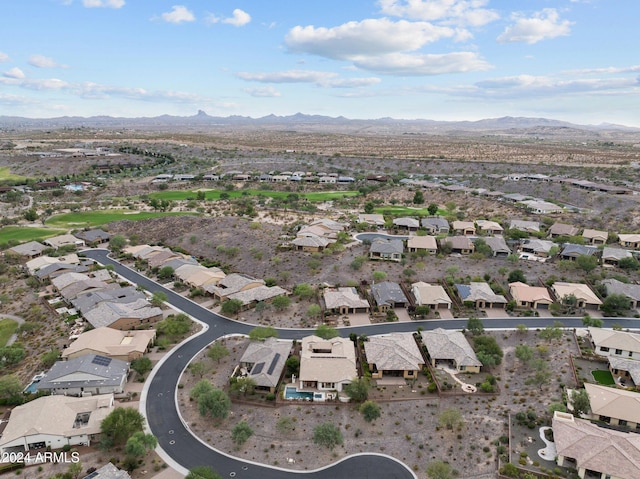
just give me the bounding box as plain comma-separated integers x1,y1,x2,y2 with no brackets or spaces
619,256,640,270
188,361,208,378
231,420,253,446
272,295,291,310
220,298,243,316
248,326,278,341
343,377,370,402
157,266,174,280
100,407,146,448
426,460,453,479
198,388,231,420
466,316,484,336
314,324,339,339
539,322,563,340
601,293,631,316
473,335,503,367
364,201,375,214
276,416,296,435
208,342,230,364
507,269,527,283
67,461,83,479
473,238,492,258
576,254,599,273
23,208,38,222
230,377,256,397
131,357,153,377
157,314,191,341
438,407,464,430
41,349,60,368
582,315,604,327
350,256,366,270
0,345,25,366
526,359,551,389
0,375,22,400
359,400,381,422
109,234,127,252
186,466,223,479
190,379,214,401
515,344,534,365
150,291,167,307
124,431,157,457
372,271,387,282
413,190,425,205
313,422,343,450
571,389,591,416
306,304,322,319
427,203,439,215
293,283,316,299
286,356,300,376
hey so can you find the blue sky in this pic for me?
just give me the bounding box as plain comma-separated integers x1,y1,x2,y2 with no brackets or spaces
1,0,639,126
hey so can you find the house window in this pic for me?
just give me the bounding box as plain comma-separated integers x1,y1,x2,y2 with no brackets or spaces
619,420,628,426
599,415,610,423
600,347,609,352
615,349,623,355
629,352,634,358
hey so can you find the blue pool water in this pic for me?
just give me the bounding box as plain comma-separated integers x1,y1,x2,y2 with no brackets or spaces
284,387,314,400
23,381,39,394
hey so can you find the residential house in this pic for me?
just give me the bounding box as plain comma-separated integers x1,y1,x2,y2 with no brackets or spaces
51,272,110,301
559,244,599,261
619,234,640,249
551,282,602,310
44,234,86,250
0,394,114,454
475,220,503,236
508,220,541,234
177,266,226,290
480,236,511,257
552,411,640,479
8,240,46,258
602,278,640,308
291,234,331,252
440,236,474,255
358,214,385,228
301,219,347,239
407,235,437,255
520,200,564,214
36,354,129,396
239,337,293,393
455,282,507,309
520,238,556,257
548,223,579,238
71,285,146,315
607,357,640,390
452,221,476,236
369,238,403,262
370,281,409,311
73,229,112,247
393,217,419,231
222,285,289,310
589,327,640,360
323,287,370,315
421,217,450,235
62,327,156,362
26,254,81,275
421,328,482,373
319,176,337,184
83,299,162,330
207,273,265,302
364,333,424,380
411,282,452,310
35,262,89,281
509,282,553,310
298,335,357,393
601,247,633,267
146,250,183,269
81,463,131,479
582,229,609,245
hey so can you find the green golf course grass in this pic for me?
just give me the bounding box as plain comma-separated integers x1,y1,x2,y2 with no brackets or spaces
0,226,66,245
148,189,360,202
45,210,200,229
0,167,30,182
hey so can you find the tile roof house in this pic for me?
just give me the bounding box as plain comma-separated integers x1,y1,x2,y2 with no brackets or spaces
407,235,437,254
71,285,146,315
323,287,370,314
480,236,511,257
73,229,112,247
291,234,331,252
411,282,452,310
299,335,357,393
421,217,449,234
455,282,507,309
222,285,289,310
452,221,476,236
26,254,81,275
62,327,156,362
207,273,265,301
559,243,599,261
81,463,131,479
553,411,640,479
421,328,482,373
601,247,633,267
364,333,424,380
393,217,419,230
589,327,640,360
582,229,609,245
369,238,403,262
440,236,474,255
602,278,640,308
83,299,162,330
36,354,129,396
520,239,556,257
619,234,640,249
44,234,86,250
146,250,183,269
0,394,114,454
607,357,640,390
520,200,564,214
239,337,293,393
8,240,46,258
551,282,602,310
508,220,541,233
35,262,90,280
175,265,226,289
509,282,553,310
370,281,409,310
548,223,579,238
475,220,504,236
358,214,386,227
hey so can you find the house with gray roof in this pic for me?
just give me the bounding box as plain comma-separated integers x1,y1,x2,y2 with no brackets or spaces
8,240,46,258
421,328,482,373
601,278,640,308
35,262,90,280
393,217,419,231
520,238,556,257
36,354,129,396
73,229,112,247
601,247,633,267
607,357,640,390
239,337,293,393
224,285,289,310
370,281,409,311
421,217,449,235
364,333,424,380
369,238,403,262
559,243,599,261
72,285,145,315
479,236,511,257
509,220,541,233
456,282,507,309
83,299,162,330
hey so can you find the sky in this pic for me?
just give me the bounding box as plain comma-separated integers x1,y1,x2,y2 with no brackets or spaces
0,0,639,126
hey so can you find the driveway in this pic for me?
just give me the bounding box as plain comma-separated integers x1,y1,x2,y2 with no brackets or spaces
395,308,412,322
484,308,511,319
347,312,371,326
436,309,454,320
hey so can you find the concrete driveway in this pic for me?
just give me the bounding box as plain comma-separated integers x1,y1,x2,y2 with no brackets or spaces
484,308,511,318
346,313,372,326
396,308,412,322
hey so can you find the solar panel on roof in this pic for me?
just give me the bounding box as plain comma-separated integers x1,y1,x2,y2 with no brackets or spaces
251,362,264,375
91,355,112,367
267,353,281,376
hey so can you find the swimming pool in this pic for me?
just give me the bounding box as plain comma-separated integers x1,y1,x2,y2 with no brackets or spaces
23,380,40,394
284,387,314,400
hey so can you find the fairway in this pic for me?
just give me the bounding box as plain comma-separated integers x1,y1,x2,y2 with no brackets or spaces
0,167,30,182
148,189,359,202
46,210,200,229
0,318,18,347
0,226,66,244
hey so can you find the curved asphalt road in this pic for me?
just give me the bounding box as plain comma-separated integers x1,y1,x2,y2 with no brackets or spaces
84,249,640,479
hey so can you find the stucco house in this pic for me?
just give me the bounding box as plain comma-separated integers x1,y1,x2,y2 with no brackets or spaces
73,229,112,247
476,220,503,236
452,221,476,236
392,217,419,231
619,234,640,249
582,229,609,245
323,287,370,314
364,333,424,380
421,217,449,235
83,299,162,330
440,236,474,255
601,247,633,267
298,335,357,393
509,282,553,310
607,357,640,390
519,239,556,257
548,223,579,238
207,273,265,301
589,327,640,360
239,337,293,393
62,327,156,362
481,236,511,257
370,281,409,311
8,240,46,258
455,282,507,309
508,220,540,234
421,328,482,373
407,235,437,255
358,214,385,228
551,282,602,310
44,234,86,250
411,282,452,310
369,238,403,262
601,278,640,308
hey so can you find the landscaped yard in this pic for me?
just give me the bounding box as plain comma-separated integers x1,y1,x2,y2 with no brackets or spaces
45,210,199,229
0,226,65,245
0,318,18,347
591,369,615,385
148,189,360,202
0,166,31,182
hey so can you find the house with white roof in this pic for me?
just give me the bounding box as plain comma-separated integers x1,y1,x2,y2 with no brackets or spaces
589,327,640,360
551,282,602,310
298,335,357,393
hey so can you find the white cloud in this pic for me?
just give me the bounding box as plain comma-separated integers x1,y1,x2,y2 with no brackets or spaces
82,0,125,8
378,0,499,27
244,87,281,98
353,51,491,75
236,69,381,88
563,65,640,75
0,52,9,62
222,9,251,27
28,54,67,69
323,77,381,88
160,5,195,24
497,8,572,44
3,67,25,79
286,18,456,59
